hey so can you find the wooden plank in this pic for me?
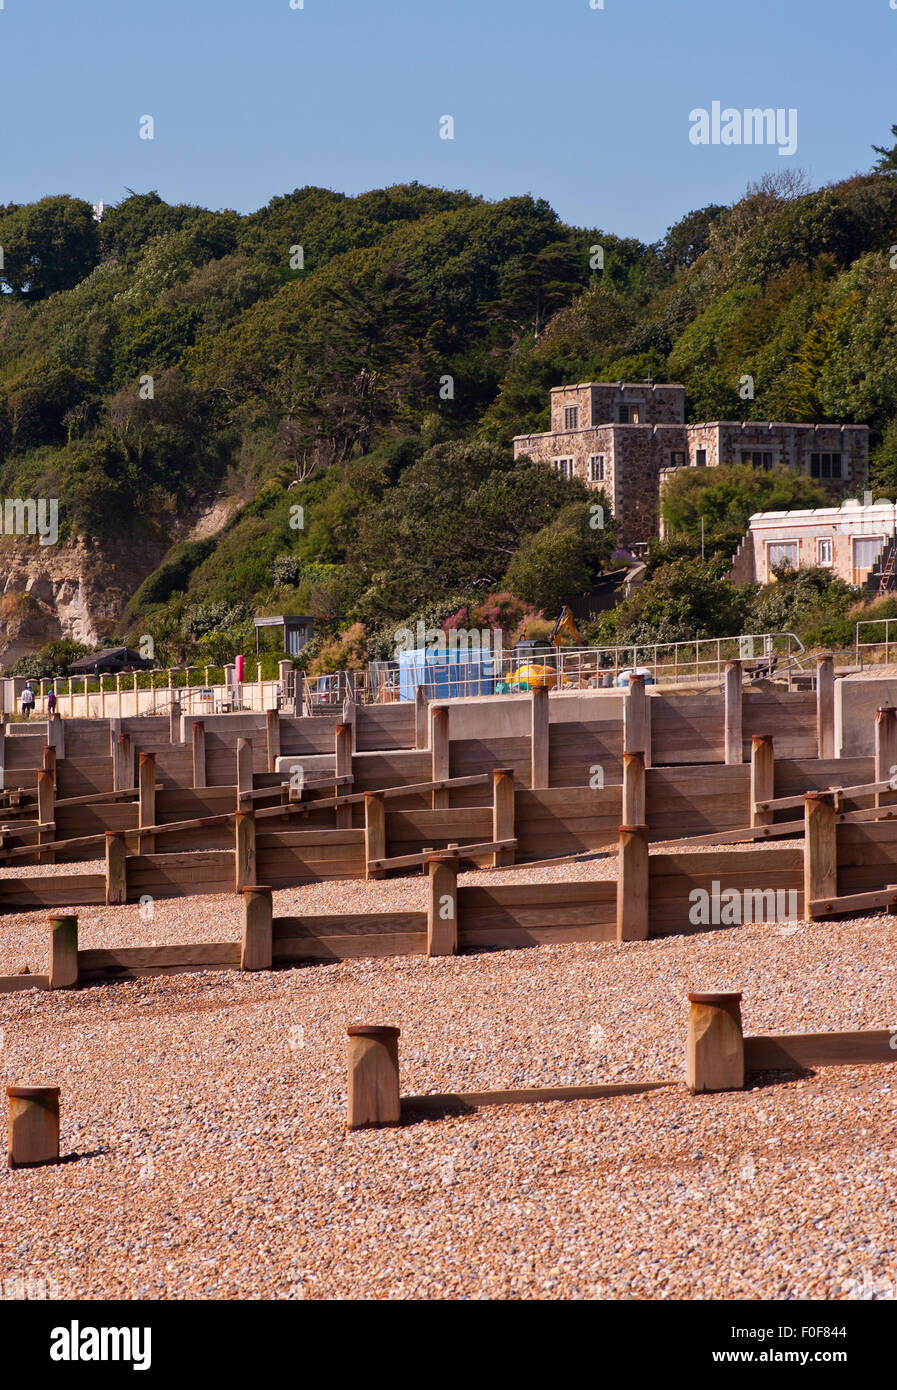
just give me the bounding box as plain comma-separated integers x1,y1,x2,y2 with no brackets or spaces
274,912,427,938
745,1030,897,1071
274,932,427,962
460,881,616,908
0,875,106,908
78,942,241,979
662,820,803,847
369,838,516,871
0,974,50,993
808,887,897,916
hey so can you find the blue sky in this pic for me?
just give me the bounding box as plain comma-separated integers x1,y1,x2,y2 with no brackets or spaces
0,0,894,241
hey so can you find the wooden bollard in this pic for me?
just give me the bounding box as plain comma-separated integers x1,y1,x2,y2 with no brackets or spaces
7,1086,60,1168
414,684,429,750
42,745,56,778
531,685,549,790
241,885,272,971
235,810,257,892
616,824,649,942
623,674,651,767
334,721,353,830
236,737,253,810
105,831,127,906
48,914,78,989
492,768,515,867
192,720,206,789
723,660,743,765
431,707,450,809
137,752,156,855
875,706,897,809
622,750,645,827
427,855,458,956
347,1025,401,1129
804,791,837,918
364,793,386,880
816,654,835,760
266,708,281,772
750,735,774,829
686,991,744,1093
37,768,54,864
169,698,181,744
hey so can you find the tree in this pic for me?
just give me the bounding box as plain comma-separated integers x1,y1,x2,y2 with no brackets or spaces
662,204,727,273
661,464,833,538
0,196,100,300
872,124,897,175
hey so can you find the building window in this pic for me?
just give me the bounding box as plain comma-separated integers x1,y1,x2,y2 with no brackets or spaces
767,541,798,574
553,457,574,479
817,537,833,566
695,448,707,467
810,452,843,480
741,450,773,468
670,451,686,468
564,406,579,430
589,455,605,482
617,404,642,424
854,536,885,576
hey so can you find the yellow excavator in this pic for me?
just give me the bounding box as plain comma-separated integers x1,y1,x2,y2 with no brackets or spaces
503,606,583,692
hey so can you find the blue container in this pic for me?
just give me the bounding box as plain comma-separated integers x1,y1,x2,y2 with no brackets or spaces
398,648,495,701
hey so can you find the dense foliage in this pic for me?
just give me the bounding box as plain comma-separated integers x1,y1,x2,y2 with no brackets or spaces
4,131,897,670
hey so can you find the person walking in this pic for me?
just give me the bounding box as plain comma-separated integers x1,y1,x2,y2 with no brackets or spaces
21,683,35,719
47,688,57,715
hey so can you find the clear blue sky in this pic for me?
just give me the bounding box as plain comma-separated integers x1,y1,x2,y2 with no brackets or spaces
0,0,894,241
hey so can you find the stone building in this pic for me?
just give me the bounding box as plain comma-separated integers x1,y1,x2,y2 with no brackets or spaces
512,381,869,545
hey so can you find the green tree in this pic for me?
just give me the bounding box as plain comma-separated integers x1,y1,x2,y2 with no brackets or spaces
0,196,100,300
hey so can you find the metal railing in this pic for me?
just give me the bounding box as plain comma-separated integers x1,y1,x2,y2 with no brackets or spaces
301,632,812,705
856,619,897,667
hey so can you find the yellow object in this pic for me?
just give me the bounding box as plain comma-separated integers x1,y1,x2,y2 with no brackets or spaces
507,664,562,691
549,605,583,647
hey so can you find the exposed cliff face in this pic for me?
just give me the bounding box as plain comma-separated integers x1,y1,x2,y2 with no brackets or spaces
0,535,170,666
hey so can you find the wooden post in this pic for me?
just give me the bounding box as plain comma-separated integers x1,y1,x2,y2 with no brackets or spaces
414,684,429,750
750,735,774,829
623,674,651,767
531,686,549,790
0,716,6,791
492,768,515,867
724,660,743,765
169,698,181,744
48,712,64,759
105,831,127,906
113,733,131,793
622,750,646,827
335,722,353,830
804,792,837,919
686,991,744,1094
241,885,272,971
266,708,281,772
7,1086,60,1169
427,856,458,956
42,744,56,780
48,914,78,989
347,1025,401,1130
616,825,649,942
109,716,121,757
431,707,450,810
235,811,257,892
137,753,155,855
816,654,835,760
192,720,206,789
236,738,253,810
364,793,386,881
37,770,55,865
874,706,897,809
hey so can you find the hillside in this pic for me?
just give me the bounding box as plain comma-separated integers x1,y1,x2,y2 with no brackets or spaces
3,143,897,674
